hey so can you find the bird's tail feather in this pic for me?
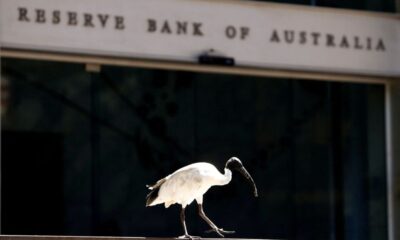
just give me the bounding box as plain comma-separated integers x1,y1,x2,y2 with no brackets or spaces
146,188,159,207
145,177,166,206
146,177,167,190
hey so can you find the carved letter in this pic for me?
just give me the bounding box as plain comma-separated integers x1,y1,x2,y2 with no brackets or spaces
270,29,280,43
299,31,306,44
52,10,60,24
339,36,349,48
35,9,46,23
84,13,94,27
115,16,125,30
326,34,335,47
161,21,172,34
376,39,386,51
98,14,109,28
354,36,363,50
284,30,294,44
176,21,187,35
366,37,372,50
311,32,320,45
193,22,203,36
68,12,78,26
225,26,236,39
240,27,250,40
18,7,30,22
147,19,157,32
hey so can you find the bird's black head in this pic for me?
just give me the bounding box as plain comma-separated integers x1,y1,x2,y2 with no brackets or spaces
225,157,243,171
225,156,258,197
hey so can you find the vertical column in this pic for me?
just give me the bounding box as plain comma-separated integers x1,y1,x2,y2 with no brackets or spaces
386,81,400,240
366,85,386,239
0,69,3,234
86,63,101,234
330,82,344,240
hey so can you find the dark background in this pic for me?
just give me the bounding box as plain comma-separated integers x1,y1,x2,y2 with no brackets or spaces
1,58,387,240
255,0,396,12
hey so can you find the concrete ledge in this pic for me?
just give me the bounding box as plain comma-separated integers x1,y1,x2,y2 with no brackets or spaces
0,236,279,240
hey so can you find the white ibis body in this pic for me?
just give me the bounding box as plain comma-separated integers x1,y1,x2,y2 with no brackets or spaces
146,157,258,238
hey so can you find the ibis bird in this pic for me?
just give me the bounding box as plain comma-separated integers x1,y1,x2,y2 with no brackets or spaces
146,157,258,238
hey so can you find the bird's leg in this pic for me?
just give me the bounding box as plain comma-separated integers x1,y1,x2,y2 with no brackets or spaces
179,207,190,238
178,207,199,239
197,203,235,237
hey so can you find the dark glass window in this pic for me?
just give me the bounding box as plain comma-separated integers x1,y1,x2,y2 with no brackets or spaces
253,0,396,13
1,59,387,240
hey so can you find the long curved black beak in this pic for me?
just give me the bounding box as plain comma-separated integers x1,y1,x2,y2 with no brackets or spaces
238,167,258,197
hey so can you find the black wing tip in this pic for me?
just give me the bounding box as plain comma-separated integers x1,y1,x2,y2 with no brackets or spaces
145,178,167,206
145,188,158,207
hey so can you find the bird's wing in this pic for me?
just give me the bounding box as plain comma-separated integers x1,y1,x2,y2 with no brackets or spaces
163,167,203,196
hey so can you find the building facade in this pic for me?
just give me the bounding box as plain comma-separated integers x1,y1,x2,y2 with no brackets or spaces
1,0,399,240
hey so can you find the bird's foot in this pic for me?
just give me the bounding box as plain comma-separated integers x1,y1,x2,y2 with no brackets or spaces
178,234,200,239
205,228,235,237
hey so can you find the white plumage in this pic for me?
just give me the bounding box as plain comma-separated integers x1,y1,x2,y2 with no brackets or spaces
146,157,258,238
148,162,232,208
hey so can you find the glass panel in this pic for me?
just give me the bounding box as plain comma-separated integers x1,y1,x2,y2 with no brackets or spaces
316,0,395,12
252,0,396,13
1,59,387,239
